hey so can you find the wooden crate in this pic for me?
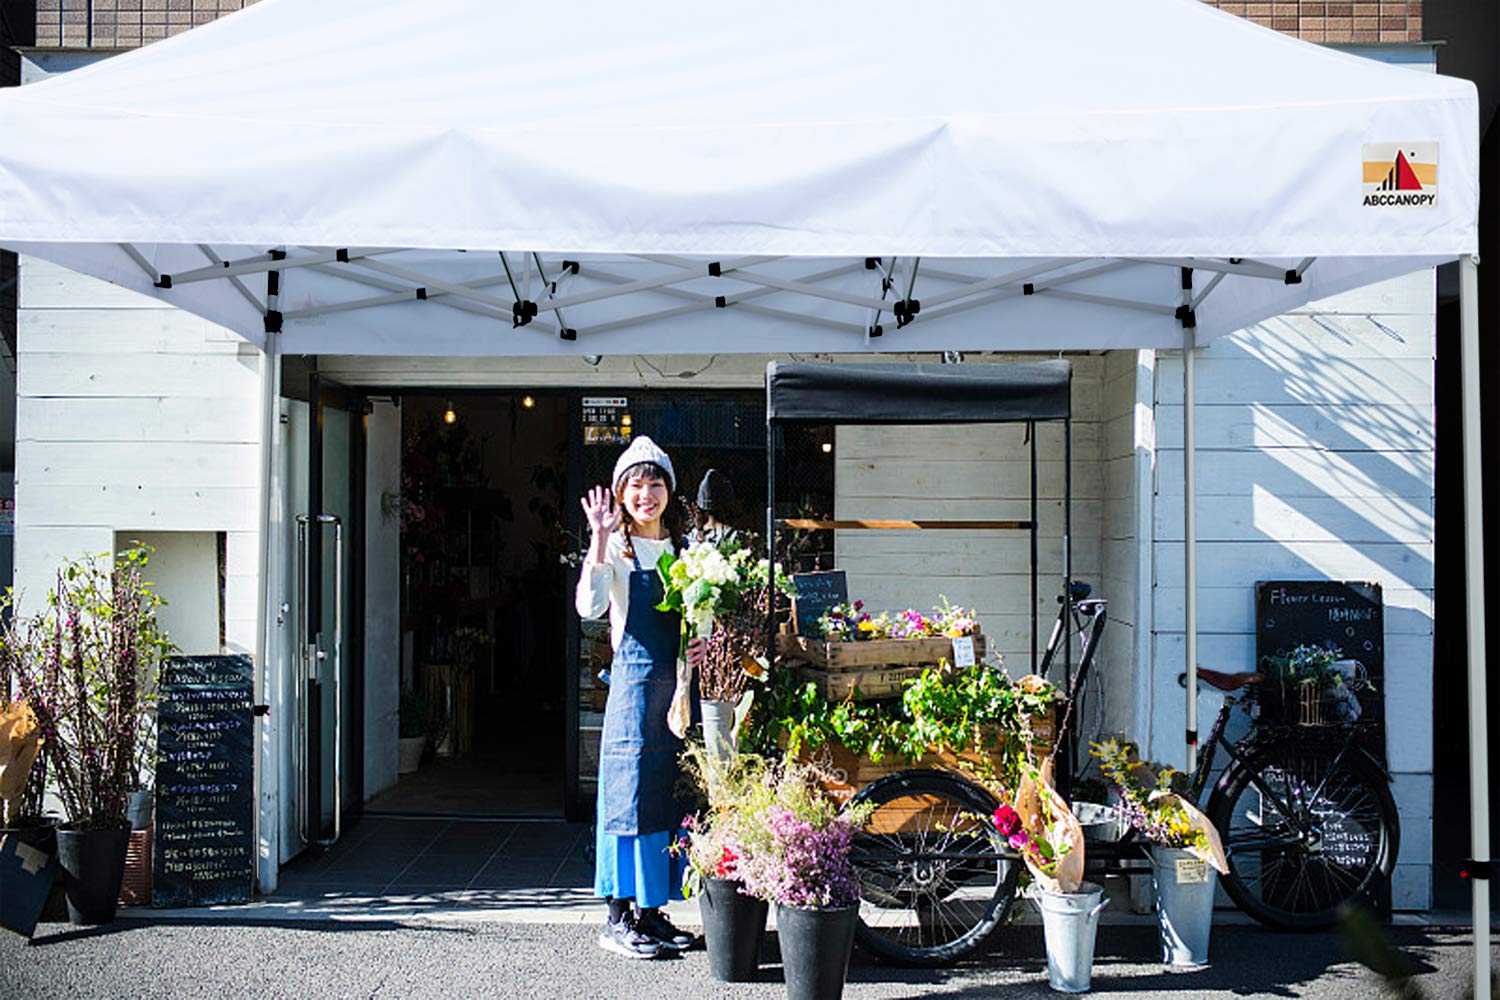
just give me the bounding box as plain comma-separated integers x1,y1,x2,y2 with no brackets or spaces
777,629,986,671
785,713,1055,809
795,663,930,701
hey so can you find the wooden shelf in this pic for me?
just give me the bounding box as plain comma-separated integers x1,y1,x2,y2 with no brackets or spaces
779,518,1031,531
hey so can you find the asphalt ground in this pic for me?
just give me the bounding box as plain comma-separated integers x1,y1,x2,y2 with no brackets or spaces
2,916,1492,999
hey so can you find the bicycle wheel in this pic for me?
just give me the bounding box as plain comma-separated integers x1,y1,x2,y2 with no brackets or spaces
847,769,1021,966
1206,742,1399,930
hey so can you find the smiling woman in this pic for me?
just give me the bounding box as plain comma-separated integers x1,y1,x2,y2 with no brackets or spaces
575,435,707,959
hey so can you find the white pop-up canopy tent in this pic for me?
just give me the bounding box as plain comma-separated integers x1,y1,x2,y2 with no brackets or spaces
0,0,1487,979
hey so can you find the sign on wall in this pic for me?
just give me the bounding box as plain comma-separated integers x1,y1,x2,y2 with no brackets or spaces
582,396,631,446
153,654,255,907
1254,580,1385,749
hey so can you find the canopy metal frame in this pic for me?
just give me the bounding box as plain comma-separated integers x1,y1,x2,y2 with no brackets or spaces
122,244,1304,344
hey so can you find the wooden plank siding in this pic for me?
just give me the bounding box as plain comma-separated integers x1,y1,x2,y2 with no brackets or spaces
14,258,265,660
834,356,1107,677
1148,270,1437,909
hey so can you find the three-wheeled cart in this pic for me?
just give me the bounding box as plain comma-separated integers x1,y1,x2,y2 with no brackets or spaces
763,359,1117,965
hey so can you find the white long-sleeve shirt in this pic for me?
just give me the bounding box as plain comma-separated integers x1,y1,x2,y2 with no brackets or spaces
574,531,677,651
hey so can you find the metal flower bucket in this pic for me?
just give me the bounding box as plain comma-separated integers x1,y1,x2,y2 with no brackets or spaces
1037,881,1108,993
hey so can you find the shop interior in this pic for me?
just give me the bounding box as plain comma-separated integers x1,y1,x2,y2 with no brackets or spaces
365,390,835,819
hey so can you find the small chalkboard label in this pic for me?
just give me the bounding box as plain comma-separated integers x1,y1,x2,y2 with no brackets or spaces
791,570,849,636
154,654,255,907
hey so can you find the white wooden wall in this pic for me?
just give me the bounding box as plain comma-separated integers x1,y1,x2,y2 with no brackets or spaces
1148,271,1436,909
834,357,1104,675
1095,350,1151,741
14,257,265,658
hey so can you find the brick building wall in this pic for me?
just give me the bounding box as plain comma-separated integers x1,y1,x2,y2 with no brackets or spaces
34,0,1423,49
34,0,256,48
1199,1,1424,42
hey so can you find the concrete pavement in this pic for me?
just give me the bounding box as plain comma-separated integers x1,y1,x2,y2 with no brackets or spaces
3,911,1491,998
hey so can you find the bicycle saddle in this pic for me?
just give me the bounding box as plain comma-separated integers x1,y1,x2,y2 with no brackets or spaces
1195,667,1263,691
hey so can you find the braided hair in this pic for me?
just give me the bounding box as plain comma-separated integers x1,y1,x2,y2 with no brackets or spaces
613,461,685,560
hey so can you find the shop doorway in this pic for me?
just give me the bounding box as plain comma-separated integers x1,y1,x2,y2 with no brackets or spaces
369,392,571,817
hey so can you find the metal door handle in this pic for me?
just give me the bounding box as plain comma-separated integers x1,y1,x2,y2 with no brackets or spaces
294,512,344,847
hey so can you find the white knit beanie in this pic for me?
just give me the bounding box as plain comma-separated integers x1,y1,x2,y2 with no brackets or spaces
612,435,675,492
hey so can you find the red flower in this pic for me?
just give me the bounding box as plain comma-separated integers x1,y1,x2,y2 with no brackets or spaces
993,804,1022,838
716,845,739,878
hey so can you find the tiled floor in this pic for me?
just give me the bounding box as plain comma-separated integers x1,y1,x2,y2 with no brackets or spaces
274,816,593,899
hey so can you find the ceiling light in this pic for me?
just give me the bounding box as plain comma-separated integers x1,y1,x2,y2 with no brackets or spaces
443,401,457,424
522,395,535,409
821,442,833,454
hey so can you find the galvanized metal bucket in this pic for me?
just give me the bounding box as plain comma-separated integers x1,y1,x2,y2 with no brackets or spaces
1149,846,1217,966
1037,881,1108,993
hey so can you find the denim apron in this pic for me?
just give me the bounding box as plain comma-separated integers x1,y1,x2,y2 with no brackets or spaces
596,545,686,836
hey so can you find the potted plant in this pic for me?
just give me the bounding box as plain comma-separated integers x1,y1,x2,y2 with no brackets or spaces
996,765,1097,994
732,755,871,1000
656,539,788,756
678,744,772,983
1,546,171,925
1092,740,1228,966
397,687,429,775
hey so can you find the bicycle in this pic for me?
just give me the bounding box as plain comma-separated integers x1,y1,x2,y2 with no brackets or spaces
845,585,1401,967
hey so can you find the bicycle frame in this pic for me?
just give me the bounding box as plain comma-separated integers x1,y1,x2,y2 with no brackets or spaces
1190,688,1385,837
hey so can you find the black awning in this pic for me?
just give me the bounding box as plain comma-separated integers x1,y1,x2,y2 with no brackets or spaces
766,359,1072,424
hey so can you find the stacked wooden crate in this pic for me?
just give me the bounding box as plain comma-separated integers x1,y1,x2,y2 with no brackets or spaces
776,630,987,701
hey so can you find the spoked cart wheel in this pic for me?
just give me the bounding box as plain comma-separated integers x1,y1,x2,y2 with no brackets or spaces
847,769,1021,967
1206,741,1399,930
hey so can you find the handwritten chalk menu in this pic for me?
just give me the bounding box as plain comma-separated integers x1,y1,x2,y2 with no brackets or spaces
153,654,254,907
791,570,848,636
1255,581,1385,742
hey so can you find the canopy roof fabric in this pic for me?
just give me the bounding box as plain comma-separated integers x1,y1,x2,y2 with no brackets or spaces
767,360,1071,425
0,0,1479,356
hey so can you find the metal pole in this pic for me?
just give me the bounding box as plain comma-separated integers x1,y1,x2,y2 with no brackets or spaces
1183,332,1199,773
253,323,280,893
1030,421,1039,671
766,408,777,666
1459,254,1490,1000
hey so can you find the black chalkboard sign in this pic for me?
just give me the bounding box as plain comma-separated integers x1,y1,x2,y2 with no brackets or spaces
153,654,255,907
1255,581,1385,741
791,570,848,636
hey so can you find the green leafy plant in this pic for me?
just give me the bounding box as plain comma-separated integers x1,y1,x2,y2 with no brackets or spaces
748,664,1058,794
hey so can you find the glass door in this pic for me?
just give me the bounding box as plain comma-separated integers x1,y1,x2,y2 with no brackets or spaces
293,371,366,847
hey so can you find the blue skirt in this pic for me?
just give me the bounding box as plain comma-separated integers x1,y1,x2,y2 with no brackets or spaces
593,825,684,909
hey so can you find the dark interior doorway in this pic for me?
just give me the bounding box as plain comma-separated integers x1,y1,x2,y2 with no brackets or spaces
370,391,570,817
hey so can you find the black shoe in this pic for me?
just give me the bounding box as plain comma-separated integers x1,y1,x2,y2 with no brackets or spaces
636,908,695,951
597,913,662,960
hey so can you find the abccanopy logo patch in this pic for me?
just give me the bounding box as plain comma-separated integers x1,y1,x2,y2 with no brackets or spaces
1362,143,1437,207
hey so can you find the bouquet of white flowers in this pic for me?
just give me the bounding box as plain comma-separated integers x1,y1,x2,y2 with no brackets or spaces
656,540,784,737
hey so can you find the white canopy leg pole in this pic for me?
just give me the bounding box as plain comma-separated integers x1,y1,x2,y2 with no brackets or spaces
254,318,282,894
1460,254,1490,1000
1184,331,1198,773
